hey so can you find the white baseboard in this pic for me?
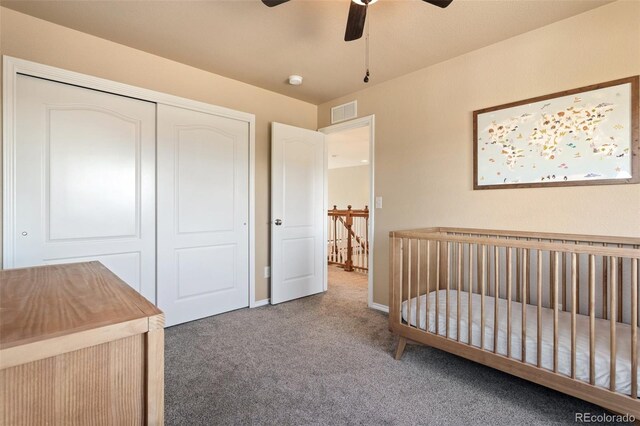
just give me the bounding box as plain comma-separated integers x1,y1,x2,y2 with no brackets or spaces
252,298,270,308
370,302,389,313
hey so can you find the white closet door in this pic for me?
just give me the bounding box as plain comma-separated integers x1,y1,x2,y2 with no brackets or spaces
11,75,156,301
157,104,249,327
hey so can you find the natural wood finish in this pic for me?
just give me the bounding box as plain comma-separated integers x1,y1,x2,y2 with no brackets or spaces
589,254,596,385
416,241,421,330
553,251,559,373
0,318,147,370
618,247,624,323
562,249,567,313
426,241,431,332
395,337,407,360
537,249,543,368
516,247,521,303
0,262,161,350
494,246,499,353
446,243,451,338
571,253,577,379
603,256,609,320
610,257,617,392
632,258,638,398
390,230,640,257
0,335,145,426
521,249,527,363
389,227,640,419
328,205,369,272
407,239,412,330
436,241,441,335
507,248,512,358
0,262,164,426
393,322,640,418
146,314,165,425
481,245,486,350
457,242,462,343
468,243,473,345
473,75,640,189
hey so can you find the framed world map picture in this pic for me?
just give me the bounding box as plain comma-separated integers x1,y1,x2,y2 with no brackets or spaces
473,76,639,189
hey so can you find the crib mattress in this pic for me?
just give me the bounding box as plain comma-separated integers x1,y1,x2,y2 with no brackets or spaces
401,290,640,397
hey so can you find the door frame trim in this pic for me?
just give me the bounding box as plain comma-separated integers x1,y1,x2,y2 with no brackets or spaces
319,115,376,310
2,55,257,308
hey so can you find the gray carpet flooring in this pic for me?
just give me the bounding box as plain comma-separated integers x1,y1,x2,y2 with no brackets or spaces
165,266,625,425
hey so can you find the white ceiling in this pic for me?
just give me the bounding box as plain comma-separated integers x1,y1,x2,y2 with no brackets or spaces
327,126,369,169
1,0,612,104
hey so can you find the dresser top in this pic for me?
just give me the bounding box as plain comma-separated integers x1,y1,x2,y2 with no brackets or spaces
0,261,162,349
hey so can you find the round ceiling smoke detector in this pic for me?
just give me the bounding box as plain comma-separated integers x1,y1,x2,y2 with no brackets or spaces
288,75,303,86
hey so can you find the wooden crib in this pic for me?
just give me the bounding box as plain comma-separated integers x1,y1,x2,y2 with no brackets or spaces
390,227,640,417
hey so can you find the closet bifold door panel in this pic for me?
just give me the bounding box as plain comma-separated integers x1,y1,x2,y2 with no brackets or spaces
157,104,250,327
11,75,157,301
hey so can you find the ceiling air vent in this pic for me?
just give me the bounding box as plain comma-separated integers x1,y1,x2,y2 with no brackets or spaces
331,101,357,124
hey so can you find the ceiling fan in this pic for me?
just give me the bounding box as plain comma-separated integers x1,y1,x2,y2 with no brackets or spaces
262,0,453,42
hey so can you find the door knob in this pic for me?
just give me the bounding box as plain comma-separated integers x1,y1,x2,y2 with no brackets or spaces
274,219,282,226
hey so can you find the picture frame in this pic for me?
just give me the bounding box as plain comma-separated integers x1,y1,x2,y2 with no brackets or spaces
473,76,639,190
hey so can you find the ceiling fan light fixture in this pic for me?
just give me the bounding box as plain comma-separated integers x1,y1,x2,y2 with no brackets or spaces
352,0,378,5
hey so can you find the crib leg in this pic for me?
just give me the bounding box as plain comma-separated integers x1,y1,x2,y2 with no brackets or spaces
394,337,407,360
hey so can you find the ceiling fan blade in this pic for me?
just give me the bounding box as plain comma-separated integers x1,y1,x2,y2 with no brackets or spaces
261,0,290,7
344,1,367,42
422,0,453,8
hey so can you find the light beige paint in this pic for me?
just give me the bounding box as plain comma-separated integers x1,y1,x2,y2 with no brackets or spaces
0,0,612,104
329,165,370,211
0,7,318,302
318,1,640,307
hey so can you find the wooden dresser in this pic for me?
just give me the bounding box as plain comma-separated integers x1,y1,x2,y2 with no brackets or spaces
0,261,164,425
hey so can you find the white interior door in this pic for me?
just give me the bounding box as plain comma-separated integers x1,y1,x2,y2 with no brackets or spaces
10,74,156,301
271,122,326,304
157,104,249,327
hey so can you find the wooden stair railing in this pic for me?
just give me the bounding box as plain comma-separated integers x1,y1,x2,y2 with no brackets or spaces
328,205,369,272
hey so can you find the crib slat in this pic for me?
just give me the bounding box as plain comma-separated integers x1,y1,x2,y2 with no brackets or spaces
571,253,577,379
494,246,499,354
549,251,555,310
481,244,486,351
603,256,608,319
526,247,531,304
589,254,596,385
507,248,512,358
522,249,527,363
553,251,559,373
632,258,638,398
446,242,450,339
617,246,623,323
562,247,567,312
576,242,581,315
468,244,474,346
517,248,521,303
408,239,412,329
537,250,543,369
417,240,421,330
436,241,440,336
457,242,462,342
426,241,431,333
610,256,617,392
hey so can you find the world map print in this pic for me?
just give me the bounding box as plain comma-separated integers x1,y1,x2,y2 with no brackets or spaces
476,82,633,186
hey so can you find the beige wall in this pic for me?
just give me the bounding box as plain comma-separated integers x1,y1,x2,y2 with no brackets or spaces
328,166,370,211
0,7,318,302
318,1,640,306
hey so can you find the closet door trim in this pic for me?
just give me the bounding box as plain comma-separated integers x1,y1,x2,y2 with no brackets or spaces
2,55,257,307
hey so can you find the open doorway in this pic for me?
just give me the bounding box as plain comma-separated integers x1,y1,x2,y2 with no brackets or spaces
320,116,375,310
